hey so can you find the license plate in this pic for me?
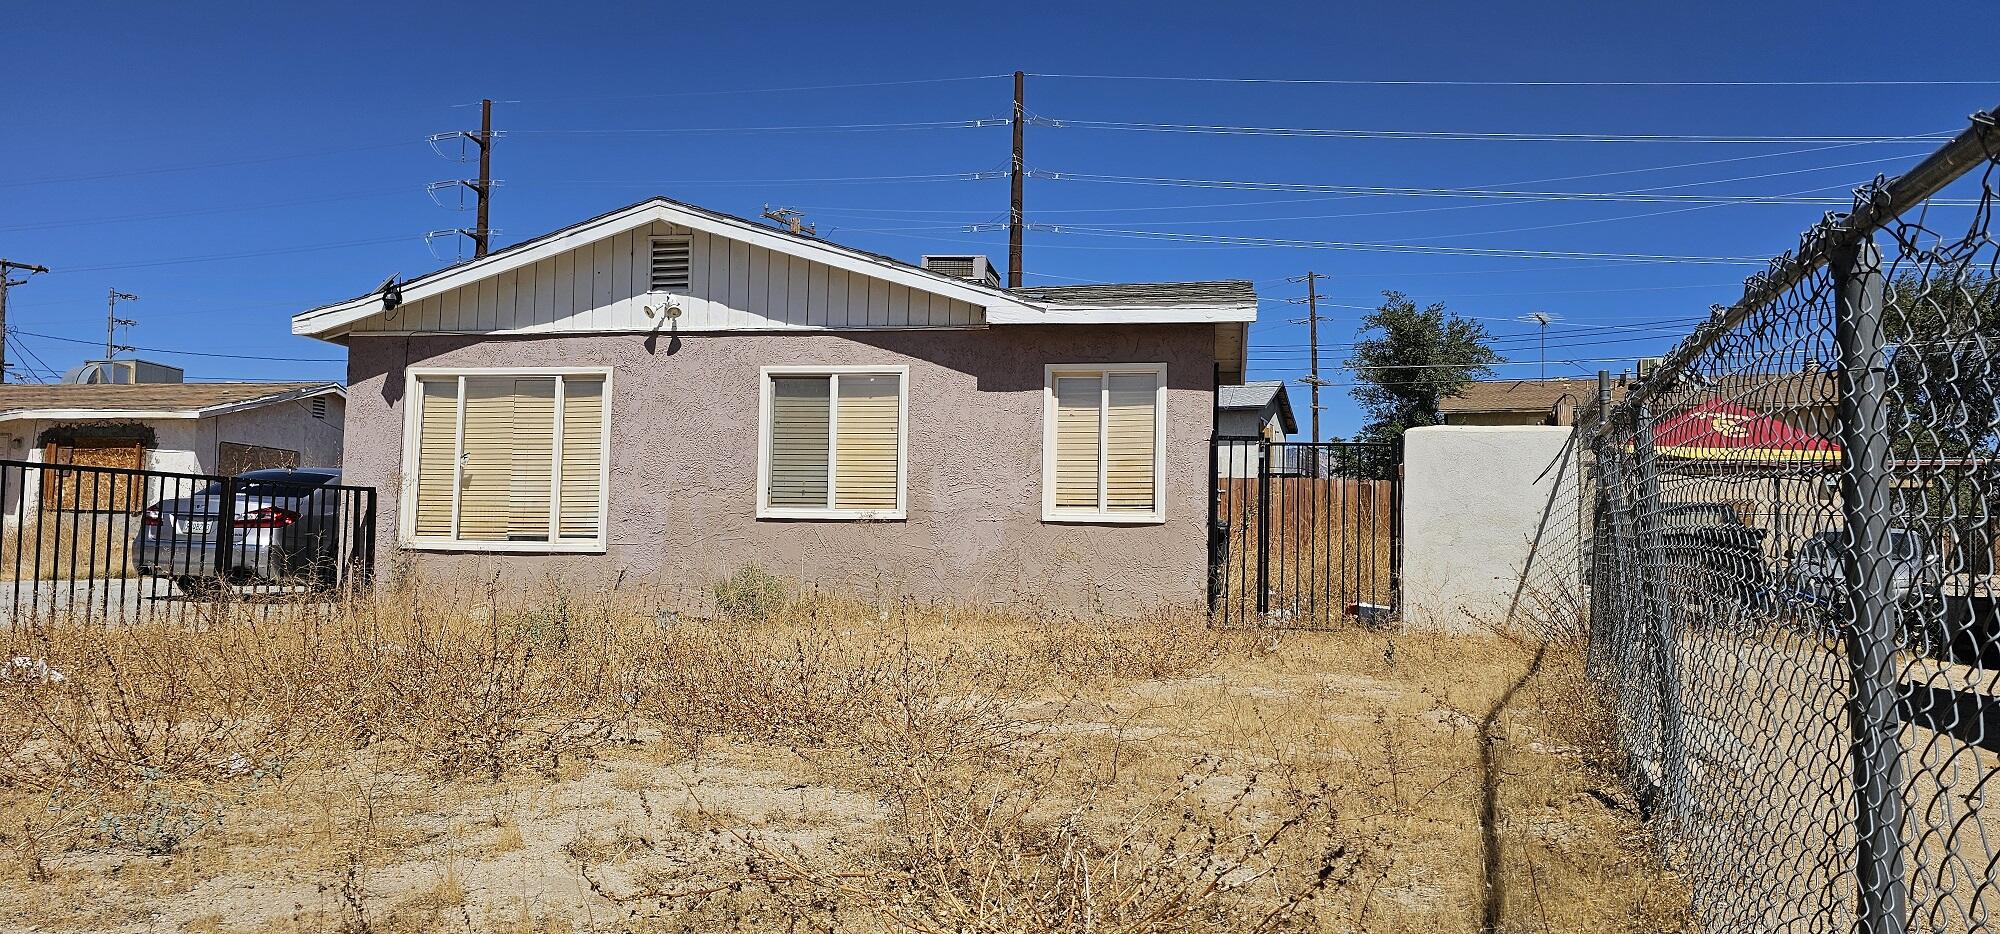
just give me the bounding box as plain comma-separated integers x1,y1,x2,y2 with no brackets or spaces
179,519,214,536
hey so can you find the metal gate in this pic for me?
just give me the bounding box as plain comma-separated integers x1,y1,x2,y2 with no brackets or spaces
0,458,376,626
1208,438,1401,628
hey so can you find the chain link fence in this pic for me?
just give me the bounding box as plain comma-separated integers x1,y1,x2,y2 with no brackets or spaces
1511,106,2000,933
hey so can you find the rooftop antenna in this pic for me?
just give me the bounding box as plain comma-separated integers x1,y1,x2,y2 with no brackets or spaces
761,206,815,236
1520,311,1561,380
105,288,139,359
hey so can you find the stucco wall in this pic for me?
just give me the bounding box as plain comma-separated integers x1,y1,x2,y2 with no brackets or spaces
1402,425,1578,631
344,326,1217,613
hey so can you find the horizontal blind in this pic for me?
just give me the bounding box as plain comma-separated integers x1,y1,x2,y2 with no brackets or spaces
1053,375,1102,510
508,379,556,541
1104,373,1157,512
413,379,458,537
833,374,900,511
458,378,518,541
558,378,605,540
769,377,831,507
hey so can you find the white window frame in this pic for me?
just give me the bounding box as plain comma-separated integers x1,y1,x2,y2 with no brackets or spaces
398,365,613,553
757,365,909,521
1041,363,1167,525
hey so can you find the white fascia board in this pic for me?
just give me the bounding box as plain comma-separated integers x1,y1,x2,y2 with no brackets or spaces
0,409,201,424
189,383,345,418
986,304,1258,325
292,199,1045,339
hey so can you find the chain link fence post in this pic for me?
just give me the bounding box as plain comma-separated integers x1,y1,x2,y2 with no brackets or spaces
1830,233,1910,934
1629,404,1692,829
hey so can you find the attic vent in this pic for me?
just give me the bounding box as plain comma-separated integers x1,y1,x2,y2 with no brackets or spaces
310,397,328,420
921,255,1001,288
650,236,692,291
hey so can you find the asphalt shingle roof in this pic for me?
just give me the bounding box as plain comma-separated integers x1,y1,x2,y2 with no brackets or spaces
0,382,337,418
1006,281,1256,308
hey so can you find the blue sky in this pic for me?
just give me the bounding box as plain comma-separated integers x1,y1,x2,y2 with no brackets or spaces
4,0,1996,436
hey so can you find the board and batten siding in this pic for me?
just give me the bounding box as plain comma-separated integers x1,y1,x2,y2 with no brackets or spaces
352,222,984,335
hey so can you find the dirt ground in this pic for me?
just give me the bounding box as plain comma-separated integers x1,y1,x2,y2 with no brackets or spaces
0,591,1688,933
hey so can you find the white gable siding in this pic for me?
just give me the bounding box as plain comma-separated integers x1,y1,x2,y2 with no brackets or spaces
353,222,983,336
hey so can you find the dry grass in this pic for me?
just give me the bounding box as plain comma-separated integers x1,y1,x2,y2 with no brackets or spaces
0,514,137,581
0,579,1686,932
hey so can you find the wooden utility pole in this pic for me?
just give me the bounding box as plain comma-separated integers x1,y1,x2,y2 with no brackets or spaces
1008,71,1025,288
473,98,494,257
0,259,50,384
1290,271,1328,442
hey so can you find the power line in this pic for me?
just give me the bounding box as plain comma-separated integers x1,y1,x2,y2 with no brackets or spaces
533,171,1003,187
1022,72,2000,88
0,188,412,234
0,140,417,189
1035,117,1953,145
509,118,1009,135
498,74,1011,105
44,235,413,274
1025,225,1767,264
9,330,346,366
1027,170,1978,205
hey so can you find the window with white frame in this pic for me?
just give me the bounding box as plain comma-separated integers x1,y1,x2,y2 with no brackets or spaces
1042,364,1165,523
403,369,610,551
759,367,907,519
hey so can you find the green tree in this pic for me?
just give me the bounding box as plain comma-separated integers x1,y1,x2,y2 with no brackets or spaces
1346,291,1500,450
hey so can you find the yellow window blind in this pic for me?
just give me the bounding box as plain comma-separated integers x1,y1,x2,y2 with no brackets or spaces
1104,373,1157,512
558,379,605,540
407,373,608,546
413,379,459,537
768,377,831,507
1052,376,1102,510
833,374,900,511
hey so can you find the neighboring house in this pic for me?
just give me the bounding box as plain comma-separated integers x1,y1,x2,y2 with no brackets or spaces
1215,381,1298,477
0,380,345,529
1440,377,1610,427
291,196,1256,611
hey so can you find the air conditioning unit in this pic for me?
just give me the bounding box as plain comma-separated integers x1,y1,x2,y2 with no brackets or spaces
921,255,1002,288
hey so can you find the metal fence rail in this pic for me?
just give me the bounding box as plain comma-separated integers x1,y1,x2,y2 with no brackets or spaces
1522,106,2000,933
0,459,376,627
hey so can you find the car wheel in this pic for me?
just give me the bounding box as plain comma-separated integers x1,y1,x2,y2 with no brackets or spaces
173,575,228,600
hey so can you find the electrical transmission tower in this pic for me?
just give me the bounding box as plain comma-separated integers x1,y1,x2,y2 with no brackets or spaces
106,288,138,358
0,259,50,384
427,98,499,259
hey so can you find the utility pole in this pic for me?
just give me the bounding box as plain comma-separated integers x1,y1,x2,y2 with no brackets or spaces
1289,271,1328,442
427,98,497,258
474,98,493,257
0,259,50,384
105,288,138,359
1008,71,1025,288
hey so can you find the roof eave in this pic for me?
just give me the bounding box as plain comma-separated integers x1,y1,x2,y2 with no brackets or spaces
986,304,1258,325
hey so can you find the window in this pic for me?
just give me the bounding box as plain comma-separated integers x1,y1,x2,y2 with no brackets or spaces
402,369,609,551
758,367,907,520
1042,364,1165,523
650,236,692,292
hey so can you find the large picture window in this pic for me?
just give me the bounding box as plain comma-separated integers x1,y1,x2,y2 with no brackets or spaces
1042,364,1165,523
758,367,907,520
402,369,609,551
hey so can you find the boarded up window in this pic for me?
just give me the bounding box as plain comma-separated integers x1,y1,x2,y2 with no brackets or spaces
217,441,300,477
407,373,609,546
762,371,904,516
41,439,144,513
1044,367,1163,520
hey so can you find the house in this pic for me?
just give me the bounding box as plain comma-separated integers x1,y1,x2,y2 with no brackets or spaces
0,376,345,535
1215,381,1298,478
1440,377,1609,426
291,196,1255,611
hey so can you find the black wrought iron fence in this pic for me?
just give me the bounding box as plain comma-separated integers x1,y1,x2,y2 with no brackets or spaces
1209,438,1400,629
1518,106,2000,933
0,459,376,626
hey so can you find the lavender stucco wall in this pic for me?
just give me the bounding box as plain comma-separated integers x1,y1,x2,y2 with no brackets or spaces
345,326,1218,613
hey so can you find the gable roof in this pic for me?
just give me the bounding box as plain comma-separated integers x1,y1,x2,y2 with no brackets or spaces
1217,380,1299,434
292,196,1256,339
0,382,342,423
